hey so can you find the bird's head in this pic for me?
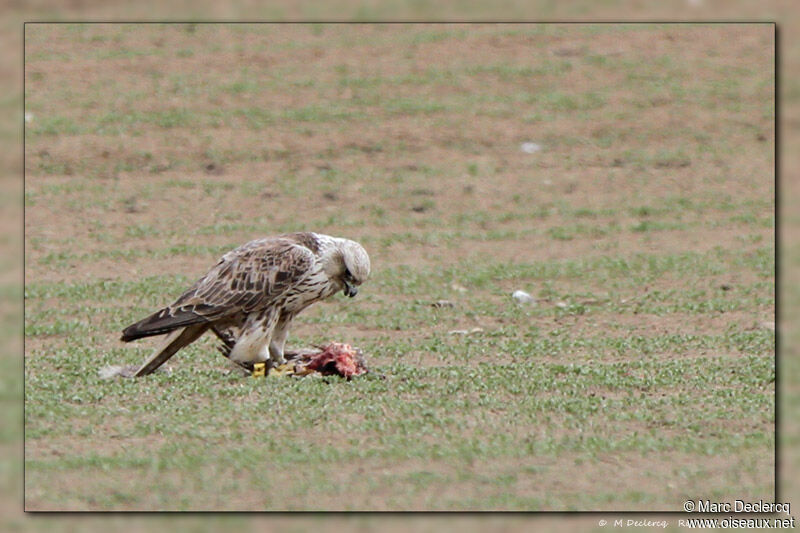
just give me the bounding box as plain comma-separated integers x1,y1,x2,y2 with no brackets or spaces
328,239,370,298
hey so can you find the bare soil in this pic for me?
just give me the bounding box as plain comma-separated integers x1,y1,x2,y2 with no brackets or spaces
23,23,774,511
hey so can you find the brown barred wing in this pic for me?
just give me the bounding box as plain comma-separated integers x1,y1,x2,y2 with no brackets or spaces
120,238,316,342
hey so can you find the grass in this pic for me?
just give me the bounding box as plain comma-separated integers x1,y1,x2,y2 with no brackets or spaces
24,23,774,511
24,333,773,509
24,244,775,509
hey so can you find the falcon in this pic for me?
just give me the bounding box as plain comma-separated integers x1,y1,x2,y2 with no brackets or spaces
120,232,370,377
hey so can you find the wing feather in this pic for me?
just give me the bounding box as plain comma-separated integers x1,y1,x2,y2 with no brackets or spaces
121,238,316,341
175,238,315,317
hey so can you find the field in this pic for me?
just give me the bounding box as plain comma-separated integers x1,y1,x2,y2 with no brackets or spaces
24,23,775,511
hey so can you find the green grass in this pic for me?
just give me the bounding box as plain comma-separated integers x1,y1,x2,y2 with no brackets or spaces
23,186,773,266
24,244,775,509
23,339,773,509
24,231,775,510
24,22,774,511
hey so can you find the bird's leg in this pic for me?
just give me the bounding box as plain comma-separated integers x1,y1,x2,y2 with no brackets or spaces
216,344,255,372
268,313,293,366
210,325,256,373
227,309,278,369
268,338,287,367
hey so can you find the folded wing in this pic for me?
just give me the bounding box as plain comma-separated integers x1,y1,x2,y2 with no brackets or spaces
120,238,315,342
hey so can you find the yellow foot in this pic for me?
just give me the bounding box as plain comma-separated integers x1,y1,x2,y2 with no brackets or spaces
268,363,295,377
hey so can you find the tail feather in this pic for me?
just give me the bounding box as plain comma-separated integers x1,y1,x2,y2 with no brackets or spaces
121,308,207,342
133,324,210,377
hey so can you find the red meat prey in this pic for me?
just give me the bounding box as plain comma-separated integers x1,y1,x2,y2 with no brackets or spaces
303,342,369,379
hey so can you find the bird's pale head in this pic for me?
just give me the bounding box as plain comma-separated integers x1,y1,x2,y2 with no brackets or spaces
331,239,371,298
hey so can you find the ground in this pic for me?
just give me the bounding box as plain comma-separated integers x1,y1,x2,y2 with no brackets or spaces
23,23,774,511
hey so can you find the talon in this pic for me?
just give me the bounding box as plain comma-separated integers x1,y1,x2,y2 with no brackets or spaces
268,363,295,377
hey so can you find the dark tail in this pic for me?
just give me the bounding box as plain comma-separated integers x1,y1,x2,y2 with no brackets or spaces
121,308,207,342
133,324,210,376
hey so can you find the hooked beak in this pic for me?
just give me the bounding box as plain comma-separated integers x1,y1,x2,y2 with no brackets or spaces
343,280,358,298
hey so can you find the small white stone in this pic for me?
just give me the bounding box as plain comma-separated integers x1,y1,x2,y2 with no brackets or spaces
555,301,568,309
512,290,535,304
24,112,33,123
448,327,484,336
520,142,542,154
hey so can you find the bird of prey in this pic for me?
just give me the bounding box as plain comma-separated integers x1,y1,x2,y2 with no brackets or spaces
120,232,370,377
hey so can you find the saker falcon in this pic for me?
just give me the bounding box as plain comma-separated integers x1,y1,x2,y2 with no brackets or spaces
120,232,370,376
